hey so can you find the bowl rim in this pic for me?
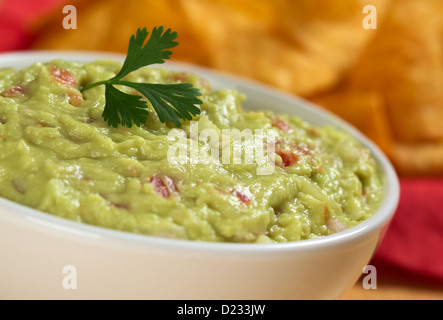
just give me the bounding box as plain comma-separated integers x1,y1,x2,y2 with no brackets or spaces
0,50,400,254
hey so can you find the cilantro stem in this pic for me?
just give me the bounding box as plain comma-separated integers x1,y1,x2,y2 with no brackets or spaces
80,80,109,93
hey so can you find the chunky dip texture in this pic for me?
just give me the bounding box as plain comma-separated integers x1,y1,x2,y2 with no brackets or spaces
0,60,383,243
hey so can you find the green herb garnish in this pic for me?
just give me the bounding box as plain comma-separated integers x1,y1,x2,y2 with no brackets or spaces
81,26,202,128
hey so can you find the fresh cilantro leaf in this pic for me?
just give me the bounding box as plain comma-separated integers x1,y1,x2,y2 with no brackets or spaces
112,26,178,81
103,84,149,128
81,26,202,128
116,81,202,127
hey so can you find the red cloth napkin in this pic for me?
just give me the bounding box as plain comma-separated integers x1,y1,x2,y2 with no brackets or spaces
372,178,443,284
1,0,443,287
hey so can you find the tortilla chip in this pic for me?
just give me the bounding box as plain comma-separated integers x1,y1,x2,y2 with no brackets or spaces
31,0,117,51
180,0,393,96
31,0,210,64
31,0,392,96
310,90,393,156
347,0,443,143
393,142,443,176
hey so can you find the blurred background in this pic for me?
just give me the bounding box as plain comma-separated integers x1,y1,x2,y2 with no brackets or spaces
1,0,442,299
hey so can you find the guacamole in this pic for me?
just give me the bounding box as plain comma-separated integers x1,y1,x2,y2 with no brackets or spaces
0,60,383,243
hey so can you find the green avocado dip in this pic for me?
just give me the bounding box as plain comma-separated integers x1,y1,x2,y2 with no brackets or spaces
0,59,383,243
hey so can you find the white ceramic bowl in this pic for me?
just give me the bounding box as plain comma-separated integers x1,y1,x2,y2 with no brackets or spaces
0,51,399,300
